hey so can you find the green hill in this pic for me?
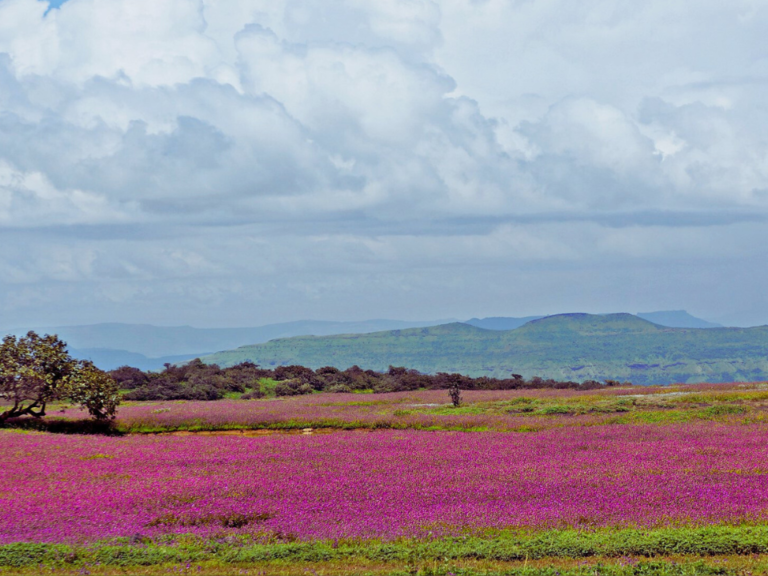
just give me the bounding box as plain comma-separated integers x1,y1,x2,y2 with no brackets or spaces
200,313,768,385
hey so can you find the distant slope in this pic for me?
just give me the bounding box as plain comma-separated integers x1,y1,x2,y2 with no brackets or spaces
201,313,768,385
69,349,204,372
5,319,452,359
466,310,721,331
637,310,722,329
464,316,543,330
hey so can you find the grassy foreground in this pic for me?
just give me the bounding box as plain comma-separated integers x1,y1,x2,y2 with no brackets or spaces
2,557,766,575
3,526,768,574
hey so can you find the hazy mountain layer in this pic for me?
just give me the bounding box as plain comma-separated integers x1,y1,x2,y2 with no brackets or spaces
69,349,204,372
201,313,768,385
467,311,720,331
636,311,722,329
5,319,452,359
3,311,724,372
464,316,544,330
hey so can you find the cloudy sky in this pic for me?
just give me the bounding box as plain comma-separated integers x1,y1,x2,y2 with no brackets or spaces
1,0,767,328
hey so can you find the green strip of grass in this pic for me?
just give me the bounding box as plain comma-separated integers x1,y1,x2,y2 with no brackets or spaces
2,410,757,436
4,525,768,569
0,557,763,576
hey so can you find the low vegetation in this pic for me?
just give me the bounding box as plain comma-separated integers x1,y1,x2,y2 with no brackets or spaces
0,332,119,423
113,359,629,402
3,527,768,574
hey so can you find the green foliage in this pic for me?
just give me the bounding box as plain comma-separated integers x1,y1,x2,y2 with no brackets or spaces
120,359,260,401
539,405,572,415
64,360,120,420
257,377,280,397
699,405,747,417
0,332,119,422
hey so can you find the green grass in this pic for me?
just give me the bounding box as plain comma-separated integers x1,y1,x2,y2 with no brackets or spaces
4,525,768,574
404,388,764,427
257,377,280,397
1,557,764,575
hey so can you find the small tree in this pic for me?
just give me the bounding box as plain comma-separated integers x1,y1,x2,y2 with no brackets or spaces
448,381,462,407
0,332,120,423
65,360,121,420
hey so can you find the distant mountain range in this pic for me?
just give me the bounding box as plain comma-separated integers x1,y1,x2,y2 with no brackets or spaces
465,316,545,331
465,311,722,331
2,310,729,375
635,310,722,329
67,349,203,372
200,313,768,386
3,319,452,370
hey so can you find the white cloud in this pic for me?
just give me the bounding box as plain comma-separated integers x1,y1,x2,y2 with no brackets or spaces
0,0,767,327
0,160,139,226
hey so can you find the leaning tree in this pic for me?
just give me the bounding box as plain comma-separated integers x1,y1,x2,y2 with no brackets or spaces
0,331,120,423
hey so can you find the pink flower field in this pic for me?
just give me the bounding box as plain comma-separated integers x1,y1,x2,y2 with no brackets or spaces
3,422,768,545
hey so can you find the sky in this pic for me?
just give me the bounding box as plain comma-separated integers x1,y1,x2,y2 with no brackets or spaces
0,0,767,328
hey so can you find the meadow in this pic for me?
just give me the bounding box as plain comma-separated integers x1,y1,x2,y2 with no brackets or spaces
3,382,768,575
25,380,768,434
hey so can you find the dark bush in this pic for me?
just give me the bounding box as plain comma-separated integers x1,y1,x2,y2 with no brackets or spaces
274,365,323,390
117,360,632,401
327,384,352,393
579,380,604,390
371,379,397,394
317,366,355,388
109,366,149,390
434,372,475,391
123,380,224,401
317,366,340,376
383,366,433,392
274,380,313,397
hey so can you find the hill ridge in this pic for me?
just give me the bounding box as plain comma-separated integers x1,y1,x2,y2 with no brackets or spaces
201,314,768,385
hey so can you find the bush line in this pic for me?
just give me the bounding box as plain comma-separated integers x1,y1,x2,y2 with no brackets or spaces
114,361,630,402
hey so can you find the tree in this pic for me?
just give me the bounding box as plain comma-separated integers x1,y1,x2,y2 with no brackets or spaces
65,360,121,420
0,332,120,423
448,381,462,407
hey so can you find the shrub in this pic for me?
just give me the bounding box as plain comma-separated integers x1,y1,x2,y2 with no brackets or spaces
702,405,747,417
109,360,632,401
109,366,149,390
328,384,352,393
448,382,462,407
274,381,314,397
123,380,223,401
0,332,119,422
540,405,572,415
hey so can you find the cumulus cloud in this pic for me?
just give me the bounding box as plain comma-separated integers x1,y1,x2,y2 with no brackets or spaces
0,0,767,327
